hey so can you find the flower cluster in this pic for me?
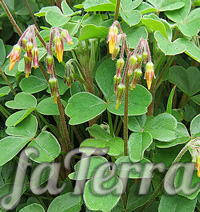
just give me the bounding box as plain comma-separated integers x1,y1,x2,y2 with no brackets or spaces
107,22,155,109
8,25,39,78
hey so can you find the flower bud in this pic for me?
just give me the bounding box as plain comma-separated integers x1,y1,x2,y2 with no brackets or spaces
22,37,28,49
24,53,32,78
116,83,125,110
61,29,73,45
116,58,124,77
112,46,120,60
197,156,200,178
8,44,21,71
145,61,155,90
130,69,142,90
26,41,33,59
142,51,148,63
46,54,53,74
54,35,64,63
114,74,121,95
107,26,118,54
128,55,137,76
66,76,71,88
49,77,58,103
136,54,142,65
32,48,39,69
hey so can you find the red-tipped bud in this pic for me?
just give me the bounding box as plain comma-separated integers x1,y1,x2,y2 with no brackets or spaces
136,54,142,65
107,26,118,54
54,35,64,63
116,58,124,77
66,76,71,88
128,55,137,76
61,29,73,45
114,74,121,95
46,54,53,74
197,156,200,178
49,77,58,103
142,51,148,63
26,41,33,59
130,69,142,90
24,53,32,78
145,62,155,90
8,44,21,71
32,48,39,69
116,83,125,110
112,46,120,60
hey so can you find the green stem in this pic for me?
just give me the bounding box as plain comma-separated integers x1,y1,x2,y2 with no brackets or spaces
0,104,9,118
0,0,22,36
139,142,191,212
124,74,130,156
0,68,16,96
113,116,119,133
107,111,114,136
114,0,121,21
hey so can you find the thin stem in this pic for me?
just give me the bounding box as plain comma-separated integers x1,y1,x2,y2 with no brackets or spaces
0,0,22,36
34,27,47,49
107,111,114,136
116,119,123,136
139,142,191,212
39,63,49,82
56,0,62,10
124,74,130,156
114,0,121,21
25,0,39,30
113,116,119,133
0,68,16,95
0,104,9,118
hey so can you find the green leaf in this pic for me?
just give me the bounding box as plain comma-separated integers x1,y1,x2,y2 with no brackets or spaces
191,94,200,106
37,97,67,116
120,9,142,27
154,31,186,55
47,192,82,212
175,38,200,63
83,175,122,212
69,156,108,180
125,26,148,49
63,37,78,51
6,108,35,127
87,124,112,140
80,138,107,152
165,0,191,22
166,85,176,114
144,113,177,141
6,114,38,138
156,122,190,148
128,132,152,162
35,6,61,17
61,1,74,16
0,39,6,66
136,2,157,14
0,136,30,166
45,10,70,27
83,0,116,11
19,204,45,212
79,24,109,41
127,115,147,132
168,66,200,96
20,76,48,94
6,93,37,109
27,131,61,163
65,92,107,125
159,194,197,212
190,114,200,137
0,86,10,97
107,85,152,116
105,137,124,156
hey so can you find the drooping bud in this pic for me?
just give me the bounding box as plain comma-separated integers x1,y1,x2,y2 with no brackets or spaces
112,46,120,60
46,54,53,74
54,35,64,63
197,156,200,178
24,53,32,78
61,29,73,45
114,74,121,95
49,77,58,103
136,54,142,65
116,58,124,77
116,83,125,110
144,61,155,90
142,51,148,63
8,44,21,71
66,76,72,88
26,41,33,59
107,26,118,54
22,37,28,49
130,69,142,90
128,55,137,76
32,48,39,69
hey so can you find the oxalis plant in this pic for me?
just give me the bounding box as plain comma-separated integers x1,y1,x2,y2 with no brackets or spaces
1,0,200,211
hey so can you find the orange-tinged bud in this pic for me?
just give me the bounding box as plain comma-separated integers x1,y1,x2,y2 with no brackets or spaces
107,26,118,54
49,77,58,103
8,44,21,71
142,51,148,63
32,48,39,69
54,35,64,63
197,156,200,177
130,69,142,90
145,61,155,90
61,29,73,45
116,58,124,77
66,76,71,88
24,53,32,78
46,54,53,74
116,83,125,110
26,41,33,59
